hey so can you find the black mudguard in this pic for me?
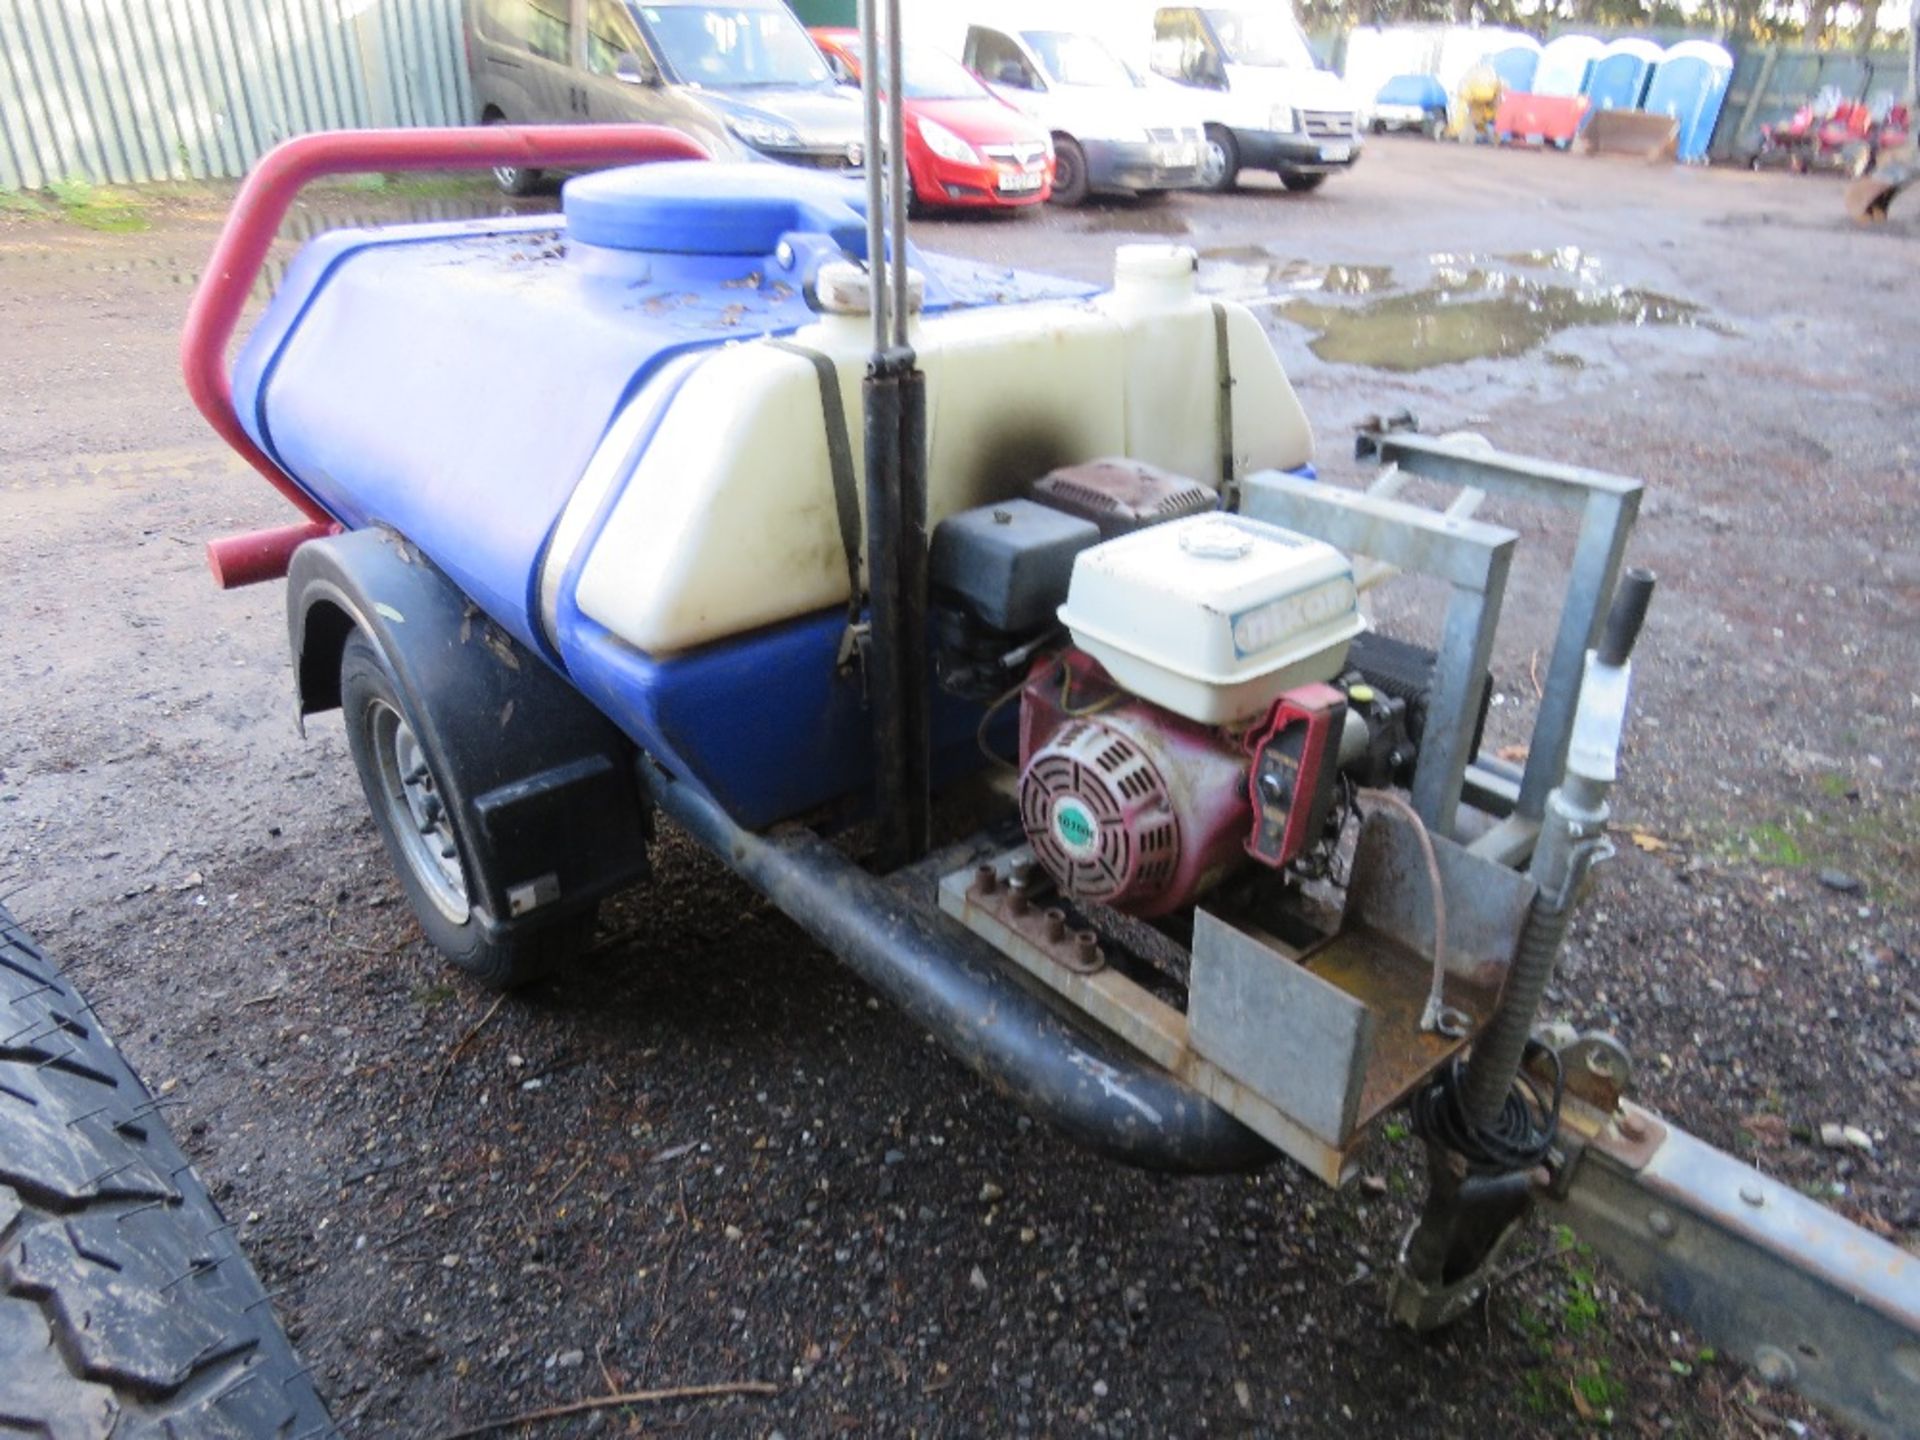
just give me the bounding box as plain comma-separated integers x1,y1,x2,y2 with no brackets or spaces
287,528,649,936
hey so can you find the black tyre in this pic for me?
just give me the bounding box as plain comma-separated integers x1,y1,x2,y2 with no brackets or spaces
1280,171,1328,193
0,901,338,1438
1202,124,1240,192
1048,134,1090,206
484,112,541,197
340,630,595,989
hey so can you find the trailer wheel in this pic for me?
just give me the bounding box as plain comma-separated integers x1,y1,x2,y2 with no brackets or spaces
0,901,338,1437
340,630,594,988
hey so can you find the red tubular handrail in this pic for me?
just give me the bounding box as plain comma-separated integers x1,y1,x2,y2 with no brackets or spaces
182,124,710,586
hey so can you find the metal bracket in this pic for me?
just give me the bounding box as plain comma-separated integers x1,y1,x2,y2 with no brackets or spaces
1545,1115,1920,1440
1240,467,1515,845
1349,429,1644,843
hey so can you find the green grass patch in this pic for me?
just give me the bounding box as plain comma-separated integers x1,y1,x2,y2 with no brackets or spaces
1561,1265,1602,1336
45,177,149,233
1706,785,1919,904
1571,1359,1626,1418
0,188,54,218
1745,821,1806,867
317,172,502,200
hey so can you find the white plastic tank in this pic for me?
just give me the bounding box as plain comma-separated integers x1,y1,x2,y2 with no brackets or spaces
565,246,1314,656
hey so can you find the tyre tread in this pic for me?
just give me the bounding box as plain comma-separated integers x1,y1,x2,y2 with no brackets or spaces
0,904,338,1438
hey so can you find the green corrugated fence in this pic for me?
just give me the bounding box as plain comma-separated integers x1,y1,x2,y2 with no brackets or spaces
0,0,474,189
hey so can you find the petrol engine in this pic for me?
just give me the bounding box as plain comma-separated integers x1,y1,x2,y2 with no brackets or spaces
932,460,1467,920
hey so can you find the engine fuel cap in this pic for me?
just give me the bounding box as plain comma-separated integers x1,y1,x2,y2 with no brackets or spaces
1178,519,1254,560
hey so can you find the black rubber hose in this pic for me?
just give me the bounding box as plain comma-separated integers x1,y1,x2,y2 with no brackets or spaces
644,772,1277,1176
1597,567,1657,666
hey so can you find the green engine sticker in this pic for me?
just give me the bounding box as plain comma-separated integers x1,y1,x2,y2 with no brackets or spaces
1053,799,1098,856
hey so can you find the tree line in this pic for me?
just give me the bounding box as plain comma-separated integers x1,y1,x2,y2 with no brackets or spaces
1297,0,1901,50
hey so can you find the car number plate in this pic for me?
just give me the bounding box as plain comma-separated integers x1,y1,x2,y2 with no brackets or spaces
999,171,1044,193
1318,143,1352,162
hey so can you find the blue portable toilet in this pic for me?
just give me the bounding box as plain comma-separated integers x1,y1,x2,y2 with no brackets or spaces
1486,39,1541,95
1534,35,1603,98
1585,37,1664,115
1644,41,1735,162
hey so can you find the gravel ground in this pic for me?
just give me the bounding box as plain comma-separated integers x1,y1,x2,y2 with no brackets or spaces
1,140,1915,1439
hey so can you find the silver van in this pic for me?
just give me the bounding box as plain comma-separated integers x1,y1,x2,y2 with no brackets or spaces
466,0,867,193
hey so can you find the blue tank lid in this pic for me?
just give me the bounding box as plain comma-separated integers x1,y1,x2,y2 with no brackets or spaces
563,161,868,256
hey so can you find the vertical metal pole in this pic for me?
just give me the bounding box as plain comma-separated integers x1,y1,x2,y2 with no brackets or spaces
884,0,929,860
856,0,888,351
854,0,929,868
884,0,910,350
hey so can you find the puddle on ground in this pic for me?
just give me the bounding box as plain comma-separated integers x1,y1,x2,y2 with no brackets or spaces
1279,269,1712,371
1197,245,1391,298
1494,245,1603,282
1194,241,1721,370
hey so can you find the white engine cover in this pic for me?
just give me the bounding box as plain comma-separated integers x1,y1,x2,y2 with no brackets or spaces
1057,514,1364,725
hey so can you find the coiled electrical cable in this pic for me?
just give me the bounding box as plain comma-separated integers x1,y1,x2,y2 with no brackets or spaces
1410,1038,1565,1174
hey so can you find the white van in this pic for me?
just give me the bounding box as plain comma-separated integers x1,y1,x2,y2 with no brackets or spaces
959,23,1205,206
1143,4,1362,192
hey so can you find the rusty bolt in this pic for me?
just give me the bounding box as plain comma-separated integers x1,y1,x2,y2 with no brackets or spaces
1009,890,1030,918
1010,859,1037,890
973,864,997,896
1619,1113,1648,1143
1044,908,1066,944
1073,930,1101,970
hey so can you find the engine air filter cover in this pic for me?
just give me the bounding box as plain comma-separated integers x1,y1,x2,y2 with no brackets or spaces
1059,514,1363,726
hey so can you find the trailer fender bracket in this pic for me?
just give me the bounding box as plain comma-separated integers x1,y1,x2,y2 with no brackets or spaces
287,528,651,930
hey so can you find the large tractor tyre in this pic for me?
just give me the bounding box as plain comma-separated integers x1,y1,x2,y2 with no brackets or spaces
339,630,596,990
0,901,338,1438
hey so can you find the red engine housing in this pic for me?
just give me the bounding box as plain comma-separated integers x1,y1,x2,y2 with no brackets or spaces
1016,651,1343,917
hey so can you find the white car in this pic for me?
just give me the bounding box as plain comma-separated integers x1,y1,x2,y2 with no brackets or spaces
960,22,1206,205
1144,4,1363,192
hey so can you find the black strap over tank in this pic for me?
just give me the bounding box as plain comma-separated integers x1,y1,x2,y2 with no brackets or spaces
766,338,868,676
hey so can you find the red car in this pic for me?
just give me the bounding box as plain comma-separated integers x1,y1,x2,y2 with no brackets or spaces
810,28,1053,210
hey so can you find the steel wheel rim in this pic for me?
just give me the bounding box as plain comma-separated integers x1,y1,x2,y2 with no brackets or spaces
1055,148,1079,194
367,699,469,924
1201,138,1227,187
